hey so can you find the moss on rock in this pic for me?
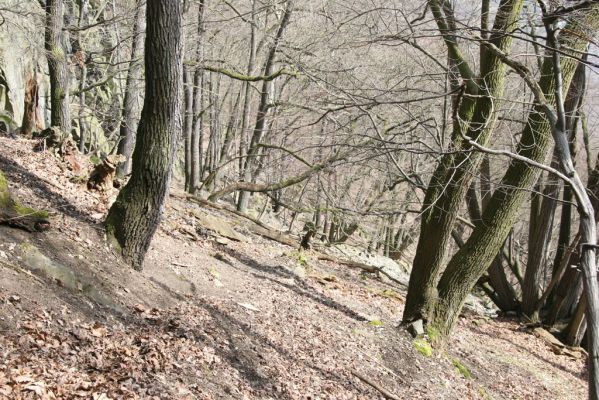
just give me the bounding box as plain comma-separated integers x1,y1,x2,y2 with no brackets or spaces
0,169,50,231
413,338,433,357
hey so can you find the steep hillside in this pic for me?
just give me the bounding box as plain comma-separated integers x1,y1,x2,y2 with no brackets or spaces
0,136,588,399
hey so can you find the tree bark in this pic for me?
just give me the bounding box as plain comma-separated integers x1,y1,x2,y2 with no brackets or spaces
44,0,72,135
428,9,599,341
403,0,524,322
183,64,193,190
522,162,560,320
237,0,294,212
189,0,207,193
105,0,182,270
21,72,43,137
117,0,145,177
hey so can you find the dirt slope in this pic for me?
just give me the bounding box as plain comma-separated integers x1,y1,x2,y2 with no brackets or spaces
0,137,588,399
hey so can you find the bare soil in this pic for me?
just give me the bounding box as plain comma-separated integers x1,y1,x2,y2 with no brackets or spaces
0,137,588,399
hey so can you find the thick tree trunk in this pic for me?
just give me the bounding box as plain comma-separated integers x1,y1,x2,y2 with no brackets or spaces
404,0,524,322
428,11,599,338
468,179,519,312
44,0,72,135
105,0,182,270
117,0,145,177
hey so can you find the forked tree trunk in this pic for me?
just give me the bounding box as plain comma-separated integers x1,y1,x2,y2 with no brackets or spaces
105,0,182,270
403,0,524,322
428,10,599,353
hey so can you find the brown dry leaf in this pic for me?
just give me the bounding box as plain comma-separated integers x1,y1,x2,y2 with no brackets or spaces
133,304,146,313
92,393,112,400
8,295,21,303
24,381,46,396
13,375,34,384
90,322,107,338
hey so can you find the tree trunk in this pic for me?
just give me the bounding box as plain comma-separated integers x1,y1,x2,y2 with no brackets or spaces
237,0,294,212
403,0,524,322
105,0,182,270
44,0,72,135
238,0,257,183
522,163,559,320
428,10,599,338
117,0,145,177
189,0,206,193
468,179,519,312
183,65,194,190
21,72,43,137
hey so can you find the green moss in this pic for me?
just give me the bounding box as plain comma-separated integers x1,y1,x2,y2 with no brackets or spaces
450,357,471,378
378,289,402,301
104,210,121,250
283,250,309,267
0,172,9,203
478,387,492,400
0,171,48,219
368,319,383,327
90,154,102,166
13,203,49,219
413,338,433,357
426,326,442,342
50,46,66,61
209,267,220,279
351,328,370,337
19,241,33,251
70,174,88,184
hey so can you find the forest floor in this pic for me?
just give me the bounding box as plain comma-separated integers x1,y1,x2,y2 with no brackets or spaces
0,136,589,399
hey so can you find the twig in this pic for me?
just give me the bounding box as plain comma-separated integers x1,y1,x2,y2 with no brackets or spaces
171,261,193,268
352,370,401,400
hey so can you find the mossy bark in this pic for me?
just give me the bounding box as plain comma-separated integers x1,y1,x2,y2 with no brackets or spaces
0,170,49,232
105,0,182,270
404,0,524,322
429,10,599,336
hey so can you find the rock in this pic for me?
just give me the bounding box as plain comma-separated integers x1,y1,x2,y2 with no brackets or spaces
287,265,306,279
280,277,295,286
192,211,246,242
215,237,230,245
408,319,425,337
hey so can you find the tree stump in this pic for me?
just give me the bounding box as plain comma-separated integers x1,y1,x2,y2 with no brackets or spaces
87,154,126,192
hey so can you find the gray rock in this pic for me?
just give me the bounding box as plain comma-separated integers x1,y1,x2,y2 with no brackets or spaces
407,319,425,337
